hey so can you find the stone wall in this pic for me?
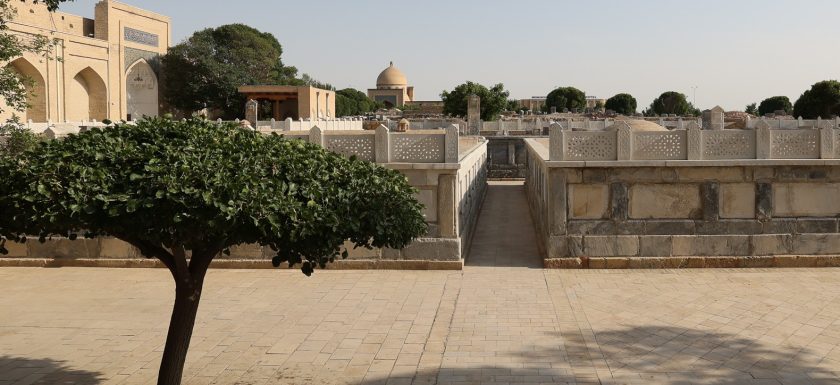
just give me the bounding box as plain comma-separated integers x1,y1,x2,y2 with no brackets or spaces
1,130,488,269
486,137,529,179
526,137,840,267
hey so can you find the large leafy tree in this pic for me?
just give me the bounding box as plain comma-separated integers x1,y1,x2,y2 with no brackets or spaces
440,81,509,120
648,91,700,116
0,118,427,384
335,88,381,117
758,96,792,116
745,103,758,115
0,0,70,116
544,86,586,113
161,24,300,119
604,93,637,115
793,80,840,119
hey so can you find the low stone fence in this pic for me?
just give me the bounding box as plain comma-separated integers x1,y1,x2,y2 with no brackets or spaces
526,136,840,268
549,121,840,161
254,118,364,131
2,126,488,269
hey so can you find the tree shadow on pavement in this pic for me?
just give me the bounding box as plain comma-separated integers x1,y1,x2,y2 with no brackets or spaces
0,356,104,384
355,326,838,385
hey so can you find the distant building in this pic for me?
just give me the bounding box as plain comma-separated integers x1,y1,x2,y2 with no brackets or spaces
586,96,606,109
368,62,414,108
239,85,335,120
519,97,547,112
0,0,170,122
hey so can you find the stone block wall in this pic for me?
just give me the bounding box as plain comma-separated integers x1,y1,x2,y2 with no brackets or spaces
526,138,840,266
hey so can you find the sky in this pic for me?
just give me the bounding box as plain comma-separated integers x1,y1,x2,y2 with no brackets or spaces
60,0,840,112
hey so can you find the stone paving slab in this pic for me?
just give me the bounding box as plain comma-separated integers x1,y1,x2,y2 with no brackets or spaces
3,267,840,384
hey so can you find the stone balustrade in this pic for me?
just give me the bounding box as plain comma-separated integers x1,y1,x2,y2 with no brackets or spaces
525,133,840,268
253,117,364,131
268,125,460,164
549,120,840,162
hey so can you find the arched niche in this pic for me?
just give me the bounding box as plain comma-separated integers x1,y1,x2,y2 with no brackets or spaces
5,58,47,122
68,67,107,121
125,59,158,120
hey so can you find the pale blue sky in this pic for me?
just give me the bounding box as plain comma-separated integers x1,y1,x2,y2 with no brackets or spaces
61,0,840,111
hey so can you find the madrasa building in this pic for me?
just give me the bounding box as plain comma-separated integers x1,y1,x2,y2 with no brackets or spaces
1,0,170,123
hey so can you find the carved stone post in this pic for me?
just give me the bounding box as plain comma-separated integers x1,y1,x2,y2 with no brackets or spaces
687,122,702,160
616,121,632,161
549,123,564,161
444,124,459,163
375,125,390,163
756,120,771,159
309,126,323,146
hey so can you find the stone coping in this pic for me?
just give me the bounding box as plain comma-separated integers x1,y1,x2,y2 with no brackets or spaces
523,138,840,168
545,255,840,269
0,258,464,270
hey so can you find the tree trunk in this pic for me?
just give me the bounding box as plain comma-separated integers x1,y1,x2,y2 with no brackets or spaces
157,279,204,385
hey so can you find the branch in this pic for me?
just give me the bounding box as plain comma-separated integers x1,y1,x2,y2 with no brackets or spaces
117,235,177,279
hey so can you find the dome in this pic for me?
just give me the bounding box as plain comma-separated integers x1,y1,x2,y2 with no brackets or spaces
376,61,408,88
606,117,668,132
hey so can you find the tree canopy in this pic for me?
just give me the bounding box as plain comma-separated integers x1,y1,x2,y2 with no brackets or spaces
544,87,585,113
605,93,637,115
647,91,700,116
0,118,427,384
161,24,300,119
745,103,758,115
758,96,792,116
335,88,381,117
440,81,509,121
793,80,840,119
0,0,69,117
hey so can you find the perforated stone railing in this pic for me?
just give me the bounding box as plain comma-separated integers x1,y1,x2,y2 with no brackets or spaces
272,125,460,164
252,118,364,131
549,120,840,161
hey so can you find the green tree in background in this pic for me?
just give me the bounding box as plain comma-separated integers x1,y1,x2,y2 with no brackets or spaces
758,96,792,116
793,81,840,119
335,88,381,117
440,81,509,120
745,103,758,115
648,91,700,116
0,118,427,385
605,93,637,115
544,87,586,113
161,24,300,119
0,0,70,116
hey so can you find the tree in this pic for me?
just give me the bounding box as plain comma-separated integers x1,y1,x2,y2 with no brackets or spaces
0,0,69,116
161,24,299,119
793,80,840,119
440,81,509,121
506,99,520,112
604,93,637,115
335,88,381,117
544,87,585,113
758,96,792,116
745,103,758,115
648,91,700,116
0,118,427,384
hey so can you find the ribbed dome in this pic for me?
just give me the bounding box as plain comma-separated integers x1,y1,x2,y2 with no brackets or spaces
376,61,408,87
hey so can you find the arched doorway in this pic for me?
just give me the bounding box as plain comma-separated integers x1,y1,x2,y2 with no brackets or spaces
125,59,158,120
5,58,47,122
68,67,107,121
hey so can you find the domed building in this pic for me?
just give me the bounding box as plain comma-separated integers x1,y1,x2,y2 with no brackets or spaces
367,61,414,108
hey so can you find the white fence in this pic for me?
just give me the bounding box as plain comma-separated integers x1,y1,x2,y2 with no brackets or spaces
745,117,840,130
253,118,364,131
549,120,840,161
265,125,460,164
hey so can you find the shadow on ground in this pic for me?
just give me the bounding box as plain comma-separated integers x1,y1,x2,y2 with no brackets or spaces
357,326,837,385
0,356,104,384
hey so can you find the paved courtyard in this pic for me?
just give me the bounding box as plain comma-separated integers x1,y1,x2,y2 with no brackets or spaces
2,267,840,385
3,183,840,385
